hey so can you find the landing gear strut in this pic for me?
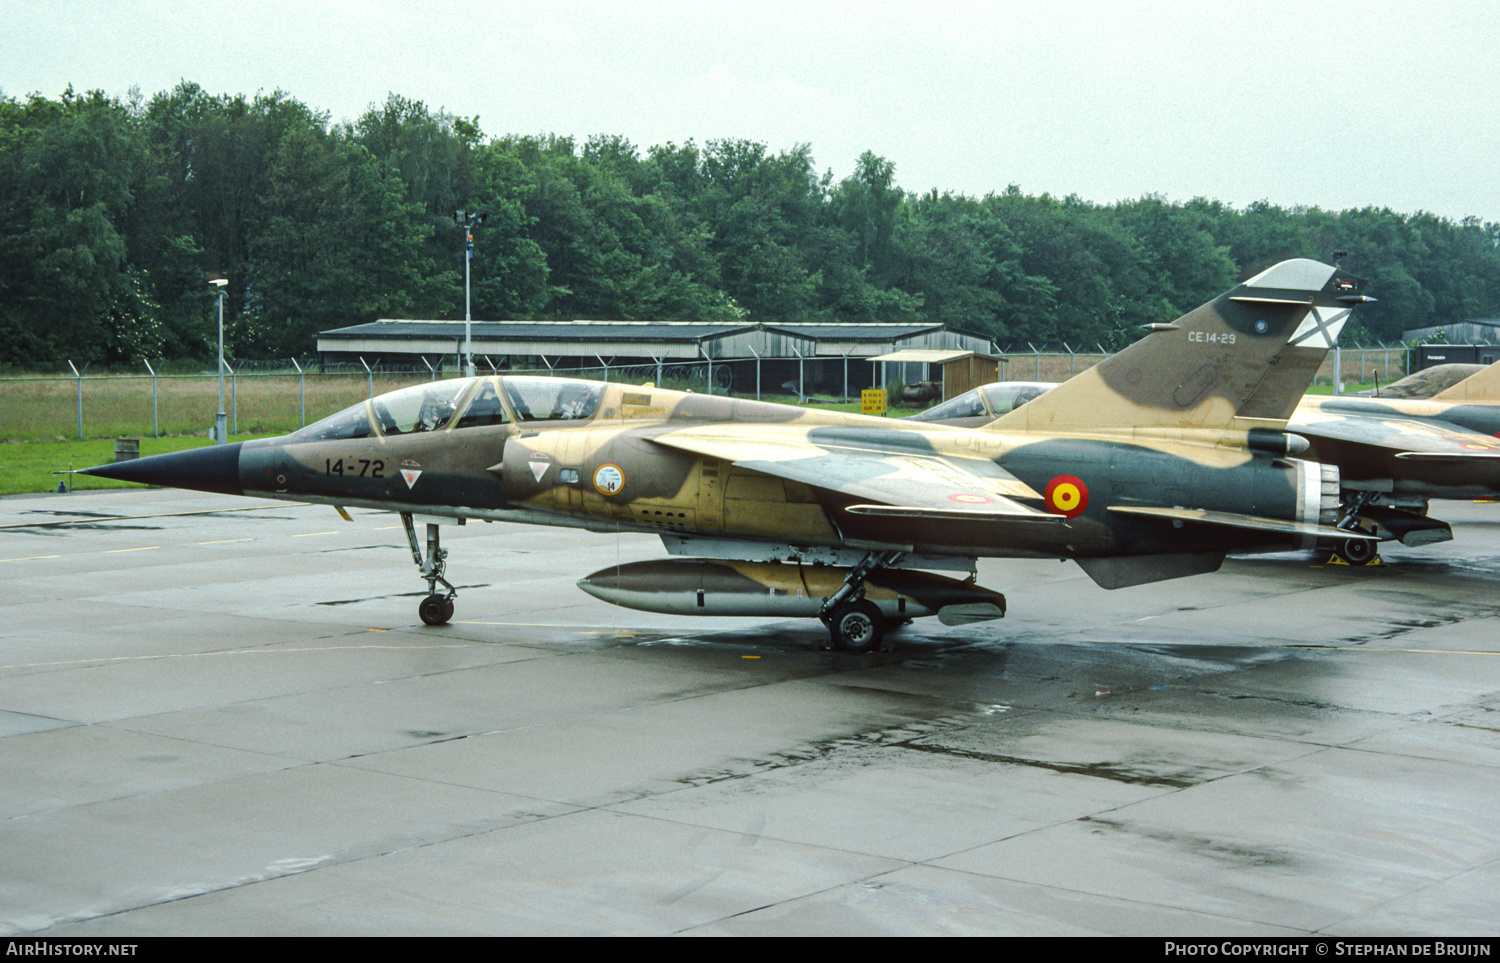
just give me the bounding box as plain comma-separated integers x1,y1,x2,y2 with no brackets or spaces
818,550,904,653
402,512,456,625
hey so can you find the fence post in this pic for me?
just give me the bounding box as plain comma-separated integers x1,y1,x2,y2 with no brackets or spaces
291,358,306,427
144,360,158,438
227,360,239,434
68,360,83,439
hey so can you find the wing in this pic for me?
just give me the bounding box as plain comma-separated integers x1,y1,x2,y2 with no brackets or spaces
1294,409,1500,460
651,424,1064,524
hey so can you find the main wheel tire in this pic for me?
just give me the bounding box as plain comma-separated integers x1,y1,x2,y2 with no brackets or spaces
419,594,452,625
1335,537,1377,566
830,599,884,654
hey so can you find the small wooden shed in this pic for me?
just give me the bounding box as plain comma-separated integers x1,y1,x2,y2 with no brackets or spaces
869,349,1001,402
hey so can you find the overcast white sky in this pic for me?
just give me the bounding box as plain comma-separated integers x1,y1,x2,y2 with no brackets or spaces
6,0,1498,224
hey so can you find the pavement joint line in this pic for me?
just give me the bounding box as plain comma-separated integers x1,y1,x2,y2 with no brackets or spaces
0,502,312,529
0,642,479,671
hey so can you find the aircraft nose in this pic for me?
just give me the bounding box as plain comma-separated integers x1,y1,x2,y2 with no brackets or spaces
77,442,245,496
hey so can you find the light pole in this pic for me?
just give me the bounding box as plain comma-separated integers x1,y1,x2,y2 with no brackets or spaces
454,210,487,377
210,277,228,444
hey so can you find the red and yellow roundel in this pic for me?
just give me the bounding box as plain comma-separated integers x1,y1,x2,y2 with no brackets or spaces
1044,474,1089,518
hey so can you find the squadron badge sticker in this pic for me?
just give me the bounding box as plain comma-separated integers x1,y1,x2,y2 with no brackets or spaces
1044,474,1088,517
592,463,625,495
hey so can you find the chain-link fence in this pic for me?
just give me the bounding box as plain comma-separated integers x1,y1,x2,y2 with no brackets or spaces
0,359,740,441
0,344,1413,442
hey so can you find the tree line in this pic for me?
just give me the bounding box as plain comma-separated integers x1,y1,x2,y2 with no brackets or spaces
4,82,1499,367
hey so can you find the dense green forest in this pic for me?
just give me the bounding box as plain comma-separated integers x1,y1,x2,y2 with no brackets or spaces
4,82,1499,366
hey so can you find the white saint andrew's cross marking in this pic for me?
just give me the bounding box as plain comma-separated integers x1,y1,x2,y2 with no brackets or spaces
1288,305,1351,349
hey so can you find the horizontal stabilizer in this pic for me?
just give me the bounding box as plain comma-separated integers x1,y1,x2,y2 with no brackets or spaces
1109,505,1379,543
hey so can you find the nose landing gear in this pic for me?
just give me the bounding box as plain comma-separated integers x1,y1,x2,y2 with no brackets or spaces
402,512,457,625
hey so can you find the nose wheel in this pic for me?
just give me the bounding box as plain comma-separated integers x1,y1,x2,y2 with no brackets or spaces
419,593,455,626
403,512,457,625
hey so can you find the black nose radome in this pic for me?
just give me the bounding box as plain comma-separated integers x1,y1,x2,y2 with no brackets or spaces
78,443,245,496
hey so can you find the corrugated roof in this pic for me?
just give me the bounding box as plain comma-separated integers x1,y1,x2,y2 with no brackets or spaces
765,322,943,341
868,349,998,363
319,319,759,342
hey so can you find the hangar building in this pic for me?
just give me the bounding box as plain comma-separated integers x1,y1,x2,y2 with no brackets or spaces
316,319,997,398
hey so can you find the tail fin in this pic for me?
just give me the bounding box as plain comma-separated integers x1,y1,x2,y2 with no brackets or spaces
988,259,1371,433
1432,359,1500,403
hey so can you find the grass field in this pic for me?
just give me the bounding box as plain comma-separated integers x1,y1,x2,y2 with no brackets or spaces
0,434,276,496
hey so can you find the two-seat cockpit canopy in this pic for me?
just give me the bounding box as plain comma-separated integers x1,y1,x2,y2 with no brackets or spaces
904,381,1055,423
288,376,605,443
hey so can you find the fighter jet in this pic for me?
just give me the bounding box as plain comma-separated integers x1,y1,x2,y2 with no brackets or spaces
913,359,1500,567
80,258,1373,651
1288,360,1500,562
1348,363,1486,399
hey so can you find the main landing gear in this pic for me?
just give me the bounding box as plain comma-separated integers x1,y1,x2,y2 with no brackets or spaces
1331,535,1378,566
818,550,905,654
402,512,457,625
1330,492,1381,567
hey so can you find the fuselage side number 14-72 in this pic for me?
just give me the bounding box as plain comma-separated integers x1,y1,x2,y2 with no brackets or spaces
325,457,386,478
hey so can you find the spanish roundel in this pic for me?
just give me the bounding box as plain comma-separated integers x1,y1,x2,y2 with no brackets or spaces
1044,474,1089,518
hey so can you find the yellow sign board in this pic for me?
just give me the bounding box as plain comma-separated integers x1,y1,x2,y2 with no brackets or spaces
861,388,888,416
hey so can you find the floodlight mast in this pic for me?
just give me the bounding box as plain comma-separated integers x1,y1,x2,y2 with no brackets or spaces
210,278,228,444
454,210,488,377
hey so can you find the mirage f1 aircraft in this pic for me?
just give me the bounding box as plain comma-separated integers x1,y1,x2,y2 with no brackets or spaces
81,259,1373,652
